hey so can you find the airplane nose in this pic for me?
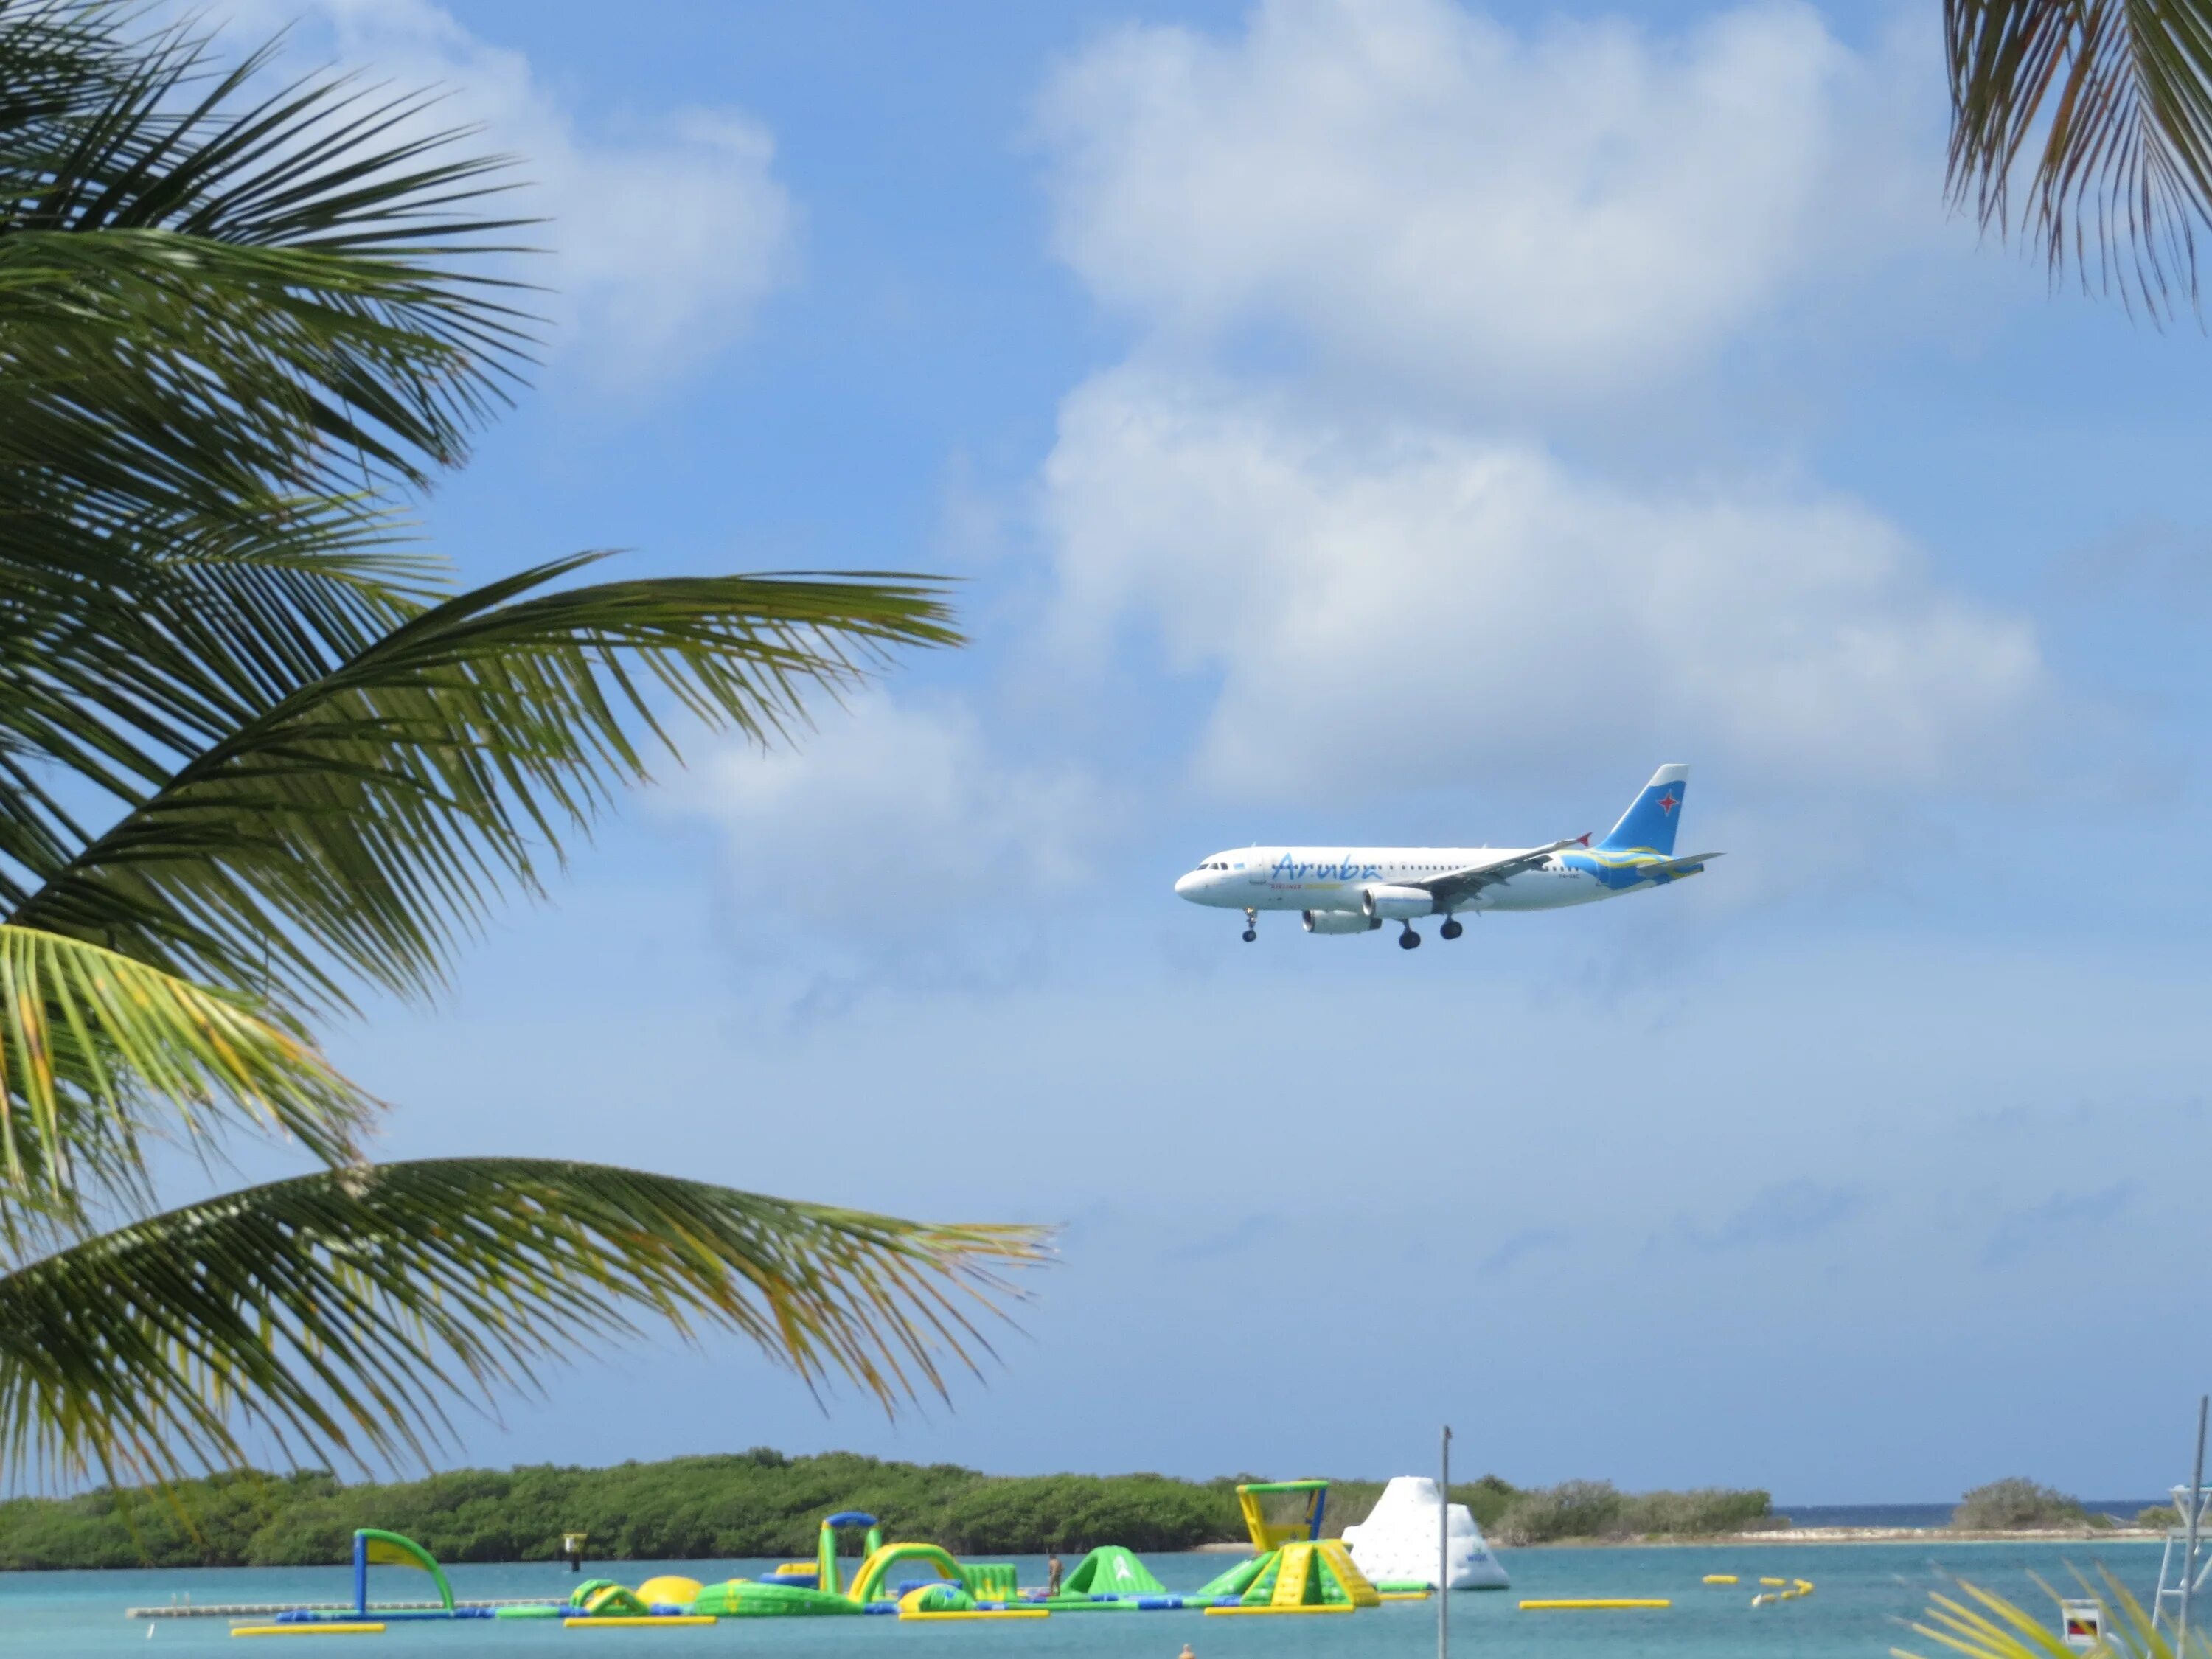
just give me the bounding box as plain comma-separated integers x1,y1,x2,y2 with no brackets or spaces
1174,871,1198,897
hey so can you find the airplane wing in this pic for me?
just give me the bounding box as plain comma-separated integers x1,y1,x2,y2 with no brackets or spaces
1411,838,1587,905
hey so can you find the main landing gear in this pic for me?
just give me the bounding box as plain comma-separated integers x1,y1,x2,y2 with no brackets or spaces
1242,908,1257,944
1440,917,1464,940
1398,925,1421,950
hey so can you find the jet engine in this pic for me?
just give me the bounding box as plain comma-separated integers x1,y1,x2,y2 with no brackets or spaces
1362,884,1436,920
1303,909,1380,935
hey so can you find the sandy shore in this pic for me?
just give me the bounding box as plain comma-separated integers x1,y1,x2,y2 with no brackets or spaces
1506,1526,2168,1548
1196,1526,2167,1552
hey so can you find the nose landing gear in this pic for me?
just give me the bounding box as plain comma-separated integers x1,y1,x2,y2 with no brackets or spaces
1440,917,1464,940
1398,925,1421,950
1242,908,1257,944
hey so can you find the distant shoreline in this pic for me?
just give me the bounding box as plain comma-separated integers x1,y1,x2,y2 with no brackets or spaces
1206,1524,2168,1554
1502,1526,2169,1548
1,1452,2168,1572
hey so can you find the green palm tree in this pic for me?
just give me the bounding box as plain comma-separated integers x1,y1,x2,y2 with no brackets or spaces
1946,1,2212,318
0,1,1046,1495
1898,1568,2189,1659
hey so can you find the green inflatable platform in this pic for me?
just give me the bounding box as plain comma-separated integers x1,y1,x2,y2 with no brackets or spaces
1062,1545,1165,1597
691,1582,861,1617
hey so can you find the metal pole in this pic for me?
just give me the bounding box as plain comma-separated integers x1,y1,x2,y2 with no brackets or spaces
2183,1397,2208,1657
1439,1424,1453,1659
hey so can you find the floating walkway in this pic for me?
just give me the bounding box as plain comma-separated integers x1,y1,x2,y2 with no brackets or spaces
231,1626,386,1638
128,1601,552,1621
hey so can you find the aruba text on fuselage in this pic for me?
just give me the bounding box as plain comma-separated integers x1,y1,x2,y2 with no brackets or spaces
1173,765,1719,950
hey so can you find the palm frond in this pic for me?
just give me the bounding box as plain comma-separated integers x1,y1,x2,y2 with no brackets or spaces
0,1158,1051,1490
0,229,527,551
1947,0,2212,319
0,1,131,150
0,498,434,914
0,0,535,585
0,925,376,1235
8,563,961,1014
1897,1568,2181,1659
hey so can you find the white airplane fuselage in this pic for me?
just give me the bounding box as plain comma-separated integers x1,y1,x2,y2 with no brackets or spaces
1172,765,1715,944
1175,846,1606,914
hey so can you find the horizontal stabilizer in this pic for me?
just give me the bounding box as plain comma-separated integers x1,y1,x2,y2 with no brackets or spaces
1649,852,1722,879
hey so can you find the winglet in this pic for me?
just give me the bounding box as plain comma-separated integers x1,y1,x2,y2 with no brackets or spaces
1578,832,1591,847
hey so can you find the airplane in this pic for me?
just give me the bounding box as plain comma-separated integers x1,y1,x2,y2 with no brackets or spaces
1172,765,1719,950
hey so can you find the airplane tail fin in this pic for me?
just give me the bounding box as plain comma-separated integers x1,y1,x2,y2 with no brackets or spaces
1597,765,1688,855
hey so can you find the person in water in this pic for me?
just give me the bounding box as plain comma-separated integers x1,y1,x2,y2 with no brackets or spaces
1046,1554,1062,1596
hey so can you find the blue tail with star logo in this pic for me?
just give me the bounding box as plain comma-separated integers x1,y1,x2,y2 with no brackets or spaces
1596,765,1689,855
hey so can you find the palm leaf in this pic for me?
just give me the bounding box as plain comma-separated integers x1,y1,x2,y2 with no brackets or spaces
0,2,538,880
1947,0,2212,319
0,925,375,1236
0,1159,1051,1491
1897,1568,2184,1659
8,563,961,1015
0,4,535,511
0,229,525,557
0,501,436,908
0,1,131,178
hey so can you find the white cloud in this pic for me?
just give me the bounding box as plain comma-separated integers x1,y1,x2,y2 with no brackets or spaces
1042,368,2045,799
204,0,797,394
1030,2,2048,821
1037,0,1926,403
684,692,1107,931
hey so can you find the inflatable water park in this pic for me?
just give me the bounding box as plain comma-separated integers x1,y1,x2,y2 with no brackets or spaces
221,1479,1502,1634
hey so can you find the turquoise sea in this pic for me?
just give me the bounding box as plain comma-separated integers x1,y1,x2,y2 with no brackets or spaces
0,1541,2164,1658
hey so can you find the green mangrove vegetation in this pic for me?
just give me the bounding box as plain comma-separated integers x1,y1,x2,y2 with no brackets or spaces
0,1450,1781,1568
1950,1478,2134,1531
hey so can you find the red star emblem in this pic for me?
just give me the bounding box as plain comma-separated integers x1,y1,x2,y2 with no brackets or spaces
1657,791,1679,814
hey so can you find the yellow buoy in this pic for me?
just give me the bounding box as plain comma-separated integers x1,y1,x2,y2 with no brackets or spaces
1795,1579,1815,1593
1759,1576,1788,1587
1519,1599,1671,1610
1703,1575,1738,1585
230,1627,384,1638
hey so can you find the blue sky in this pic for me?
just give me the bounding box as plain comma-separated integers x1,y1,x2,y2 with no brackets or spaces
189,0,2212,1505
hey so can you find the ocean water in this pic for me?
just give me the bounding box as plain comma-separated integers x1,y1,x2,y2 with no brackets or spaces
0,1541,2167,1658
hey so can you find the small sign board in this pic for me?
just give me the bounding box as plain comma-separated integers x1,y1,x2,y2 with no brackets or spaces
2060,1599,2102,1649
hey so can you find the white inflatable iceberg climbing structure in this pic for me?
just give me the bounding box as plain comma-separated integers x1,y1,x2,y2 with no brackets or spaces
1341,1476,1510,1590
